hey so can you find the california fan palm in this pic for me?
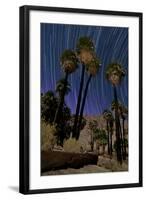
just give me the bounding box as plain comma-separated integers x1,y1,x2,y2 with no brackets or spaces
106,62,125,163
72,37,97,138
76,57,100,139
54,50,78,124
103,110,114,156
118,103,128,160
76,36,95,64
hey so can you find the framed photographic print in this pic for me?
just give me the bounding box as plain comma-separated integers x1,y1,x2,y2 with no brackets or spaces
19,5,143,194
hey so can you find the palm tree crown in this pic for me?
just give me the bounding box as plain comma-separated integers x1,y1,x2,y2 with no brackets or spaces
103,109,113,122
111,101,127,117
94,129,108,146
86,57,101,76
76,36,95,64
56,78,71,97
118,104,128,116
106,63,125,85
60,49,78,74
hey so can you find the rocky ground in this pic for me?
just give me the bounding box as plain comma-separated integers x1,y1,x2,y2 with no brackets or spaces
41,153,128,176
41,115,128,176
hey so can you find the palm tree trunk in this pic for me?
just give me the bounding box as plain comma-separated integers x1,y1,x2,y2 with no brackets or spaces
113,85,122,164
76,74,92,140
122,118,126,160
109,122,113,156
96,141,99,154
91,142,94,152
90,131,94,151
102,145,105,155
107,121,110,155
54,72,69,124
119,119,124,159
72,64,85,138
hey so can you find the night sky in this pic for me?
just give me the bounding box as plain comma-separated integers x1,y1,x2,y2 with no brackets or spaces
41,23,128,116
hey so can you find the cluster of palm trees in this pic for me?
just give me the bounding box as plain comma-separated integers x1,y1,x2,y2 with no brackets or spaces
103,103,128,161
41,91,72,145
111,101,128,160
43,36,128,162
54,37,100,140
105,63,128,163
89,125,108,155
95,129,108,155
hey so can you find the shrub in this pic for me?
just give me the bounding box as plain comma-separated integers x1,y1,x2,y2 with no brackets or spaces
63,138,86,153
41,90,72,145
41,122,57,151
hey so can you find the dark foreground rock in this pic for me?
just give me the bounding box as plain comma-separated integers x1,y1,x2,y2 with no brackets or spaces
42,165,110,176
41,151,98,173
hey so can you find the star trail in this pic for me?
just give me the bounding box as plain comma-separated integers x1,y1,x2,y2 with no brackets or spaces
41,23,128,115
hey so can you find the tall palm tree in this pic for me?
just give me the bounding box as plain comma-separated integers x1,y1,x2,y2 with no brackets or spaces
76,57,100,139
106,63,125,164
111,100,123,147
118,103,128,160
54,50,78,124
103,110,114,156
76,36,95,65
112,101,128,160
72,37,95,138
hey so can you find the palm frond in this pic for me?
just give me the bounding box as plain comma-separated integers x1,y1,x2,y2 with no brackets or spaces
76,36,95,54
60,49,78,66
106,62,126,80
56,78,71,95
86,57,101,71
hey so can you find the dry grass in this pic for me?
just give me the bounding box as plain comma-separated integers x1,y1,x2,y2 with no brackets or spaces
98,156,128,171
63,138,86,153
41,122,57,151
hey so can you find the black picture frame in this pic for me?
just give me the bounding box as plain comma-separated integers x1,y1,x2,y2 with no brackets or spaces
19,5,143,194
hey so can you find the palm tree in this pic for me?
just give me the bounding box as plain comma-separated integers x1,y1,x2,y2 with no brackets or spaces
103,110,114,156
109,116,114,156
106,62,125,164
118,103,128,160
76,57,100,139
76,36,95,65
111,100,124,158
93,128,100,154
112,101,128,160
88,120,98,151
96,129,108,155
41,91,58,123
72,37,95,138
54,50,78,124
123,138,128,158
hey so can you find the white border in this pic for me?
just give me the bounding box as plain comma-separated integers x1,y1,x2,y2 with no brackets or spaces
29,10,139,190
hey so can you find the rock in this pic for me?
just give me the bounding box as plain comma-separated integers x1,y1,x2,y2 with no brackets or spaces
53,145,64,151
41,151,98,173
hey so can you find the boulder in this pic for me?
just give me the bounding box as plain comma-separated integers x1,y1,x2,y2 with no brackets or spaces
41,150,98,173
